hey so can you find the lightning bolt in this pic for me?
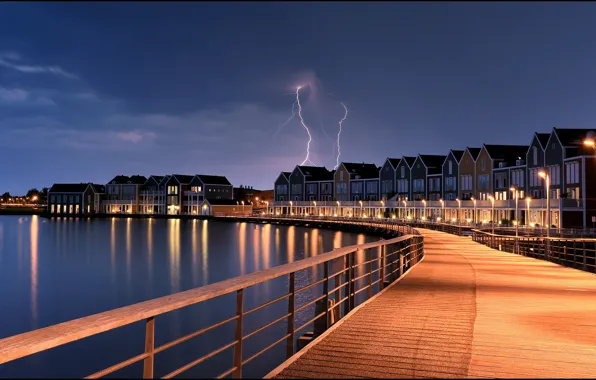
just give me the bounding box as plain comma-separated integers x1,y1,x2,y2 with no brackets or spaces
296,86,316,166
272,101,297,139
334,102,348,170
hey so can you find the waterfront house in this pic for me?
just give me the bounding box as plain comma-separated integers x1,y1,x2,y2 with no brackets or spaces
459,147,480,200
103,175,147,214
395,156,416,201
164,174,194,215
526,133,550,199
185,174,233,214
201,199,252,217
442,150,464,201
140,175,165,214
410,155,445,201
48,183,102,215
274,172,291,202
476,145,528,201
338,162,380,201
288,166,334,202
379,158,400,201
334,164,350,201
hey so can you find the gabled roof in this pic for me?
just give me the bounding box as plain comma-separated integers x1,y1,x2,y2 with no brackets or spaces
91,184,105,193
158,175,171,186
172,174,195,184
202,199,248,206
196,174,232,186
298,166,334,181
49,183,93,193
129,175,147,185
146,175,164,184
536,133,550,149
450,150,465,162
107,175,147,185
483,144,529,168
402,156,417,168
553,128,596,147
342,162,379,180
282,172,291,179
107,175,130,185
419,155,446,175
386,158,401,169
466,147,481,160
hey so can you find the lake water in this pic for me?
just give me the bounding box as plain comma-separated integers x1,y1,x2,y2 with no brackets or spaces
0,215,374,378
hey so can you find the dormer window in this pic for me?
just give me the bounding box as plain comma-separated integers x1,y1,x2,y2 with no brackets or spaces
498,162,506,168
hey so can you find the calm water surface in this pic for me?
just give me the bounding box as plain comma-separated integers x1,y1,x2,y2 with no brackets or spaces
0,215,374,378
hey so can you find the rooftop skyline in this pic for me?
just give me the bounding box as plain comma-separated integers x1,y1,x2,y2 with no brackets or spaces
2,2,596,193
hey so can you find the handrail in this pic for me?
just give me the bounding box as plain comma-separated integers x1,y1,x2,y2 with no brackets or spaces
0,217,425,379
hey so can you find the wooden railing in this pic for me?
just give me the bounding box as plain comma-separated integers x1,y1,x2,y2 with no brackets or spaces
472,229,596,274
0,220,424,378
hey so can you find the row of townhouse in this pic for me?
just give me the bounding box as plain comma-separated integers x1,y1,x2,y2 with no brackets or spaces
272,128,596,228
46,173,251,216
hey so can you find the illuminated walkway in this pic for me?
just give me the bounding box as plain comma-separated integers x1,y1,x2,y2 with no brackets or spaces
267,229,596,378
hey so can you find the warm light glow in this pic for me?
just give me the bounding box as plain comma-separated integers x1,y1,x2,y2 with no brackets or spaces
255,197,259,201
334,213,338,217
336,201,340,206
407,216,412,220
538,171,547,179
359,200,363,206
513,220,518,226
451,218,457,222
530,223,536,227
437,217,441,221
313,201,316,206
421,216,426,220
392,214,396,219
422,199,426,205
290,201,293,206
466,218,471,223
482,219,487,224
583,138,595,147
509,187,516,192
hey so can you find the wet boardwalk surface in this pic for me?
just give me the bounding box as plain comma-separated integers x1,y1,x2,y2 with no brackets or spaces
267,229,596,378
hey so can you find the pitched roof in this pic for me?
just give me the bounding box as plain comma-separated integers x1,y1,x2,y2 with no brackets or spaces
536,133,550,149
554,128,596,147
203,199,249,206
172,174,195,184
484,145,529,167
419,155,447,175
147,175,164,183
342,162,379,179
107,175,130,185
298,166,334,181
466,147,481,160
403,156,417,167
49,183,92,193
450,150,465,162
387,158,401,169
197,174,232,186
129,175,147,185
107,175,147,185
91,184,105,193
282,172,291,179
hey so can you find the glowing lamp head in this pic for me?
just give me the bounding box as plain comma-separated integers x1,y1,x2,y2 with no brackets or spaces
509,186,517,192
538,171,547,179
583,138,595,147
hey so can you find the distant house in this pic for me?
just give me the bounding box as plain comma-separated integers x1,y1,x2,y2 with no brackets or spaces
477,144,528,201
185,174,233,214
274,172,291,201
48,183,102,215
339,162,380,201
289,166,334,202
484,145,528,202
459,148,481,200
526,133,550,199
164,174,194,215
140,175,165,214
201,199,252,217
379,158,400,201
442,150,464,201
410,155,446,201
395,156,416,201
103,175,147,213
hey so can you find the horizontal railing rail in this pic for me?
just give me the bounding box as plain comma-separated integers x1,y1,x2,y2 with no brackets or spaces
472,229,596,274
0,219,424,379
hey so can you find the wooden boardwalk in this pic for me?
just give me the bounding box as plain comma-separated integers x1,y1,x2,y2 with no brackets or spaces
266,228,596,379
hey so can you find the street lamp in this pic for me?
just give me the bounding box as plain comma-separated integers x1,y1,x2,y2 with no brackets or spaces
510,186,519,238
422,199,427,221
440,198,444,222
538,170,550,258
471,197,476,225
525,197,531,227
456,198,461,225
289,200,293,215
380,200,385,218
488,195,495,235
336,200,341,217
313,201,316,216
402,199,407,220
359,200,363,217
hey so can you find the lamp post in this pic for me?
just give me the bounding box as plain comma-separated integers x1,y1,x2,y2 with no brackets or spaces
402,199,407,220
510,186,519,254
538,170,550,259
359,200,363,218
336,200,341,217
265,201,269,215
422,199,427,221
456,198,461,225
380,200,385,218
471,197,476,226
440,198,444,222
488,195,495,235
289,200,293,216
313,201,316,216
525,197,531,227
241,200,245,216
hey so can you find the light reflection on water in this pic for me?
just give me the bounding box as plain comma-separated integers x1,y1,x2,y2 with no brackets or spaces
0,216,375,378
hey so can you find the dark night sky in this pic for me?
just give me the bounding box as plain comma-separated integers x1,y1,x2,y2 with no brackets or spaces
2,2,596,193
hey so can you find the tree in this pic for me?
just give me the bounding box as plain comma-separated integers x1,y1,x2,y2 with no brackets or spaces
26,188,40,198
1,192,10,203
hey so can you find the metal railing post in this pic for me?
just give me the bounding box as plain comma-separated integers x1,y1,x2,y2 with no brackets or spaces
286,272,295,359
323,262,330,329
399,252,404,277
367,248,373,299
233,289,244,378
379,245,386,290
143,317,155,379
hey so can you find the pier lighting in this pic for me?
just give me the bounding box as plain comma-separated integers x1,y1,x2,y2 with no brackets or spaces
392,214,396,219
456,198,461,226
488,195,495,235
510,186,519,242
289,200,293,215
525,197,531,227
471,197,476,225
583,138,595,147
538,170,551,256
451,218,457,222
359,200,363,218
402,199,407,219
437,217,441,222
422,199,427,221
439,199,444,222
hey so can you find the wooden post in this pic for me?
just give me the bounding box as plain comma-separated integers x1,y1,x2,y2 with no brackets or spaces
379,245,386,291
143,317,155,379
233,289,244,378
286,272,295,359
399,253,404,277
367,248,373,299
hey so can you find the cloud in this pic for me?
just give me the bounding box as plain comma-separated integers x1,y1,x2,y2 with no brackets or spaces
0,52,78,79
0,87,55,106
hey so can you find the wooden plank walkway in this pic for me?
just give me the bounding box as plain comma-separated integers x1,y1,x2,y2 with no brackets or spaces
267,228,596,378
